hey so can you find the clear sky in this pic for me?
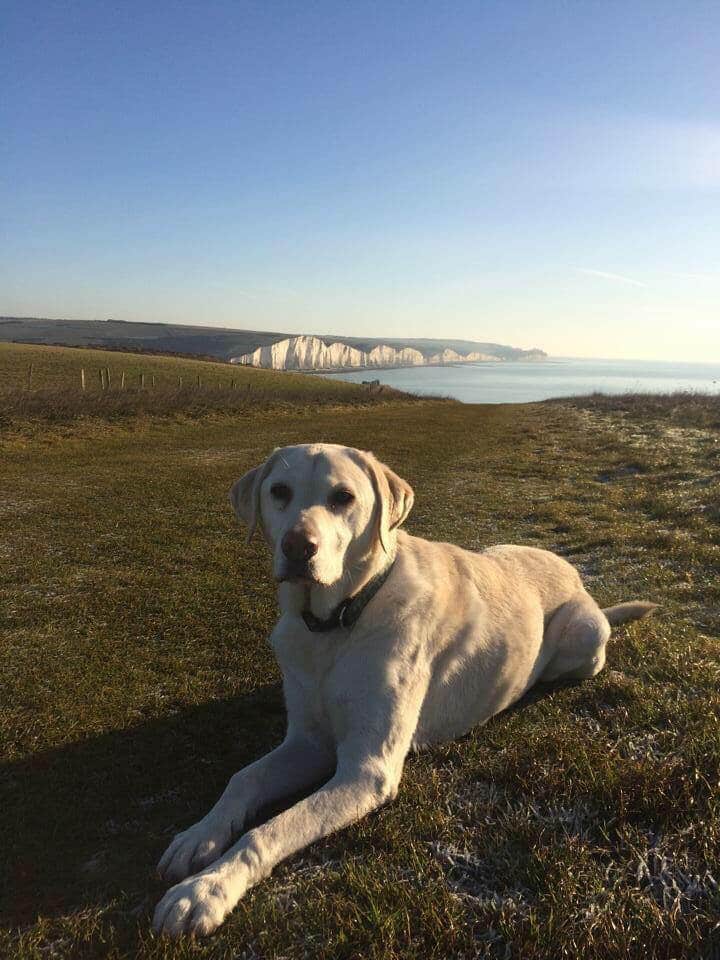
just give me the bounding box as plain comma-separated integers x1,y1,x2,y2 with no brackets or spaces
2,1,719,361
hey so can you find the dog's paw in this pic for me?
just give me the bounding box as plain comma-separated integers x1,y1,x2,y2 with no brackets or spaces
157,815,233,883
153,871,233,938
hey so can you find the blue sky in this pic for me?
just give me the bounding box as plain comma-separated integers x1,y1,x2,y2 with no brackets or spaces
2,1,719,360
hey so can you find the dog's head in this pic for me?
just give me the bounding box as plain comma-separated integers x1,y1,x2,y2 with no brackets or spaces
229,444,414,587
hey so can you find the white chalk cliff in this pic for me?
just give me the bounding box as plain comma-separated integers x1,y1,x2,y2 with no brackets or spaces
426,347,498,364
231,335,498,371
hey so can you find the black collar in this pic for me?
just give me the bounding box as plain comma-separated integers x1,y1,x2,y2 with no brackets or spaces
301,559,396,633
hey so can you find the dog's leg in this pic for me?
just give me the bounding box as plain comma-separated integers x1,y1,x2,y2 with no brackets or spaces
157,735,333,883
153,686,423,937
154,755,401,936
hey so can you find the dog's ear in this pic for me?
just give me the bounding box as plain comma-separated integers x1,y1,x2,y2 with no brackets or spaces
229,451,278,543
362,453,414,554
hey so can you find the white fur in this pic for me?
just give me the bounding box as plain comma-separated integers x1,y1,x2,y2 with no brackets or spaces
153,443,638,937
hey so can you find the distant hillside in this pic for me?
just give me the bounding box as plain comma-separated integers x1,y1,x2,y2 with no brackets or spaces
0,317,546,364
0,317,284,361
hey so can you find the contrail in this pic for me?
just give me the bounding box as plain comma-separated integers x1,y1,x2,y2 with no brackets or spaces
576,268,647,288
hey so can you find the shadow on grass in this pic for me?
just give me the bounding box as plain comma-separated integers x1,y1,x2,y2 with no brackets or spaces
1,675,582,935
1,683,286,929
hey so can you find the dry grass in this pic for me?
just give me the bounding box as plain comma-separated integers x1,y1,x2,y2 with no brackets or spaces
0,342,412,433
557,390,720,429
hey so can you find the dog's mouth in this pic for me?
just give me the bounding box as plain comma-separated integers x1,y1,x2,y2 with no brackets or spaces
276,562,320,585
277,573,318,585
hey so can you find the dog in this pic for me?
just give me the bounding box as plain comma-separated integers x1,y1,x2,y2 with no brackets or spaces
153,443,656,937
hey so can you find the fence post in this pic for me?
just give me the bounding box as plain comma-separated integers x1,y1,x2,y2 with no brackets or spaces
27,364,33,390
178,375,183,388
151,374,156,388
120,371,125,389
197,374,201,388
99,368,105,390
140,373,145,389
81,368,86,391
106,367,111,389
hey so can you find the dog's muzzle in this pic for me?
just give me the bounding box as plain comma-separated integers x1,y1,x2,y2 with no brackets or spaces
279,528,318,582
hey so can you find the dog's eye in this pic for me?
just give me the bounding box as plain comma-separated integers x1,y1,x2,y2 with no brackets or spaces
270,483,292,504
329,488,355,508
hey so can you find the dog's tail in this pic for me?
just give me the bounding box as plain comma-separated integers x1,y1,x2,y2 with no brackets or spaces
602,601,659,626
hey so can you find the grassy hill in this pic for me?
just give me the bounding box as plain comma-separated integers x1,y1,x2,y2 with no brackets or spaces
0,316,546,362
0,317,286,363
1,355,718,959
0,339,367,394
0,341,404,429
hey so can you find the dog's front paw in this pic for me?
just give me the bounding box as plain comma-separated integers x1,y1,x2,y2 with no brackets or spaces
157,815,233,882
153,871,234,938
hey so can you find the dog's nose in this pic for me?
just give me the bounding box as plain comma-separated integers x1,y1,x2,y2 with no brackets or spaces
281,529,318,563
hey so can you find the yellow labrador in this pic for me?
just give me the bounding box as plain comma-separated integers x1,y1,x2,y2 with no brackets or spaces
154,443,656,937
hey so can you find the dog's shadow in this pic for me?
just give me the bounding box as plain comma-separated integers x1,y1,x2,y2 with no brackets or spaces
1,678,574,933
1,683,289,930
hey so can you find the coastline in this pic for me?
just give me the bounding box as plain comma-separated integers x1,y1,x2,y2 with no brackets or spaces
306,356,720,405
311,356,550,375
259,358,511,375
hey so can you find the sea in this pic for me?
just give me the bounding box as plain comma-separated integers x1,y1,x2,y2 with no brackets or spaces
322,358,720,404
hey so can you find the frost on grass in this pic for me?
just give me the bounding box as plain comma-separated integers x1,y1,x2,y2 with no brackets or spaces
429,842,531,916
448,776,598,842
272,858,343,910
618,730,667,762
634,839,718,913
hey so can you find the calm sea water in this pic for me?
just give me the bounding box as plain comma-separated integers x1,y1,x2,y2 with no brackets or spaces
323,358,720,404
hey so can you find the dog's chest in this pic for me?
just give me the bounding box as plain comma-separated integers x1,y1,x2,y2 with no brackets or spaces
272,619,353,739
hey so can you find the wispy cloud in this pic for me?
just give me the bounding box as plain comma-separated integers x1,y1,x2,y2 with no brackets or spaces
576,268,647,288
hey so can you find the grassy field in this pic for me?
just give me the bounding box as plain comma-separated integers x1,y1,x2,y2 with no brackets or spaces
0,342,397,431
1,344,719,959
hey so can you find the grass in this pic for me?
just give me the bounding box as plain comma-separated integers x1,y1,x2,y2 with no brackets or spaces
559,390,720,430
0,342,406,431
1,345,720,959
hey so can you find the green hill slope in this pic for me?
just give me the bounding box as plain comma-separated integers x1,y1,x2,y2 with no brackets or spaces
0,341,406,429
